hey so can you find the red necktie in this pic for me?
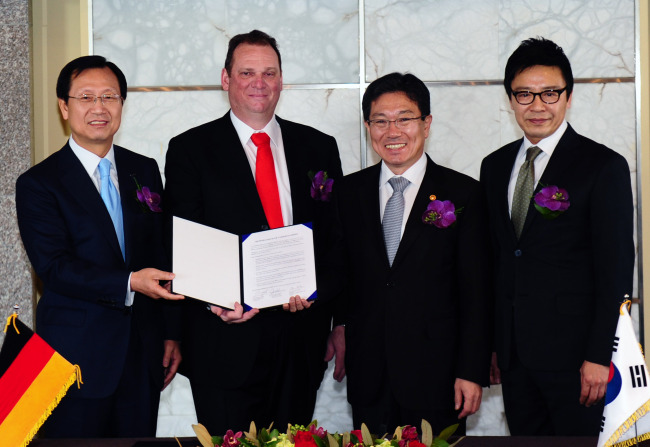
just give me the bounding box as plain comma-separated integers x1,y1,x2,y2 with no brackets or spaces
251,132,283,229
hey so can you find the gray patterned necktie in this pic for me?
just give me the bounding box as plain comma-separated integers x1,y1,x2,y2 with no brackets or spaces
383,176,410,266
511,146,542,239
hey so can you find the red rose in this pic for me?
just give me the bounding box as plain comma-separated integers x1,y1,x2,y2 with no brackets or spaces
294,431,318,447
350,429,363,441
408,441,427,447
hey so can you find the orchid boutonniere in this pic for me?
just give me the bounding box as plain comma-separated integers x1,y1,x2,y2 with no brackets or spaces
421,194,462,229
533,185,569,219
131,175,162,213
308,170,334,202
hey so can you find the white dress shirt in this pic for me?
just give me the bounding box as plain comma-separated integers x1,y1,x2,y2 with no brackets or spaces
230,111,293,227
507,120,568,216
69,137,134,306
379,151,428,239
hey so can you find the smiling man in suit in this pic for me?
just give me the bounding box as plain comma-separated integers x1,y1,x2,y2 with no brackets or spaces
324,72,492,435
164,30,342,433
480,37,634,435
15,55,183,438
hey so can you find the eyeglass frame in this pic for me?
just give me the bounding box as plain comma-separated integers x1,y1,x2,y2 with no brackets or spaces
67,93,124,106
366,115,427,130
511,87,568,105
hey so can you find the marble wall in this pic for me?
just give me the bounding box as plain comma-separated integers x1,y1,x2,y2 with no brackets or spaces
0,0,33,344
91,0,638,438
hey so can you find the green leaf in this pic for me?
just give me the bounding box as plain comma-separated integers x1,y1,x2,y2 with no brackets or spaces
361,423,373,446
421,420,433,447
431,439,449,447
342,432,351,447
213,436,224,446
327,433,340,447
437,424,458,441
314,434,327,447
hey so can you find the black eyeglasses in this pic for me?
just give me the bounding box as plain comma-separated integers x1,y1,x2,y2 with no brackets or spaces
512,87,567,105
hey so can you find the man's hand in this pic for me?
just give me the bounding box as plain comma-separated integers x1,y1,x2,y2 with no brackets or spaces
162,340,181,390
282,295,312,312
454,378,482,418
490,352,501,385
324,325,346,382
580,360,609,407
130,268,184,300
210,302,259,323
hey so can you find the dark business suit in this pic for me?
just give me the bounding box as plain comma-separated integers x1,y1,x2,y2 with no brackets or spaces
164,111,342,433
329,155,492,434
480,124,634,435
15,143,179,437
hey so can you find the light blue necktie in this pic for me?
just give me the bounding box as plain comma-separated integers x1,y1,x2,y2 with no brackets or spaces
98,158,125,259
382,176,410,266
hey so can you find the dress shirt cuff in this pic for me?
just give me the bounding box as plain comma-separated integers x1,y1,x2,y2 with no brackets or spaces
126,272,135,307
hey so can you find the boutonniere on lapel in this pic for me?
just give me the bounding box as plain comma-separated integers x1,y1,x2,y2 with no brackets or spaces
131,175,162,213
308,170,333,202
533,185,570,220
421,195,462,229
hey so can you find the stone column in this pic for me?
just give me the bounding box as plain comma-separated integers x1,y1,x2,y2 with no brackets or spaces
0,0,34,344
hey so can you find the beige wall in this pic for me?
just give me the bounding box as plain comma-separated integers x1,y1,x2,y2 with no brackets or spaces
32,0,89,164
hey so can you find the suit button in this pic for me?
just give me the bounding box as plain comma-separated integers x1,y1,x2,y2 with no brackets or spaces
386,281,395,288
261,224,269,230
514,249,522,257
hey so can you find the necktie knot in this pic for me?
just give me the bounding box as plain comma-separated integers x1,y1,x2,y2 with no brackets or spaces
251,132,271,147
526,146,542,163
388,176,409,194
99,158,112,179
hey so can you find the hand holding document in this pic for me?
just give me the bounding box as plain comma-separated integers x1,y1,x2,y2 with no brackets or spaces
172,217,317,310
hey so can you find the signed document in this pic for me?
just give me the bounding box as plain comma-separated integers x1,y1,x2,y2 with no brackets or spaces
172,216,316,310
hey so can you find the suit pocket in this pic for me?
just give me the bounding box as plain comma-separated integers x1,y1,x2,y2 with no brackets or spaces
41,306,86,327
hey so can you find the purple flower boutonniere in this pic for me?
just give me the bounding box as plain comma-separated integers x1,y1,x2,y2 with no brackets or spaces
422,194,461,228
309,170,334,202
533,185,569,219
132,175,162,213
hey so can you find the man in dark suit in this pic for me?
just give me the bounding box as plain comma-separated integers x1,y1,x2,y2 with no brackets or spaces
480,37,634,436
164,30,342,434
324,73,492,435
15,56,184,438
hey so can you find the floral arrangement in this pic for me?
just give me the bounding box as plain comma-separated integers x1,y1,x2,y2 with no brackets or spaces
421,195,461,229
309,170,334,202
533,185,569,220
132,175,162,213
191,420,462,447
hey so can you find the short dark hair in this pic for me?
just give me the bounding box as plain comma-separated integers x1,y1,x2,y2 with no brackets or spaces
224,30,282,75
56,55,127,102
504,37,573,99
362,72,430,121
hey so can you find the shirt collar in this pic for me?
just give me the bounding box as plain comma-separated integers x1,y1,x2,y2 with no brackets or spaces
68,136,116,177
229,110,281,148
379,151,428,189
522,120,568,158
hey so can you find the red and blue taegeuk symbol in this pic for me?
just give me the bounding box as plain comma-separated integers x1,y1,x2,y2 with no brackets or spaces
605,362,623,405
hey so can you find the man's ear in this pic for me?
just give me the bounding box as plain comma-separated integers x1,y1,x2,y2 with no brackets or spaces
221,68,230,91
58,98,69,120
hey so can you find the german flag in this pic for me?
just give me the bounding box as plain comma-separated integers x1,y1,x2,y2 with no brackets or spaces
0,314,81,446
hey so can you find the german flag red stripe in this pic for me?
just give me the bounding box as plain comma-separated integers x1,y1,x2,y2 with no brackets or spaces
0,334,54,424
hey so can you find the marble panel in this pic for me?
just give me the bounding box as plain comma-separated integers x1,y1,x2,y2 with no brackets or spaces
364,0,500,82
0,0,28,25
93,0,359,86
114,88,361,178
498,0,635,79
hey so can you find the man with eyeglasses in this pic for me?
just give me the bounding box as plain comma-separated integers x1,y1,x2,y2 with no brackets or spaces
480,37,634,435
15,55,184,438
324,72,492,435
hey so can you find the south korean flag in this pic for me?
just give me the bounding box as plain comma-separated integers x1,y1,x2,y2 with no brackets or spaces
598,300,650,447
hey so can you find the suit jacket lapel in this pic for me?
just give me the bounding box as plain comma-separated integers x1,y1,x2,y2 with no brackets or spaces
115,146,136,264
359,163,387,266
391,156,437,269
498,140,521,245
520,125,579,238
58,144,124,261
219,113,269,227
278,117,310,224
